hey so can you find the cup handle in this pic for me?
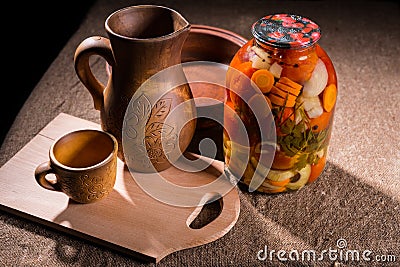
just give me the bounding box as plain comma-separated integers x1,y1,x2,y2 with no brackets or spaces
34,161,61,191
74,36,115,110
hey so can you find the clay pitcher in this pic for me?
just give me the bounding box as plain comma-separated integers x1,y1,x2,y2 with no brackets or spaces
74,5,196,172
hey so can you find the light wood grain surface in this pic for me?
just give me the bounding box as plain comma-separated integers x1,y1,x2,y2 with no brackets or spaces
0,113,240,263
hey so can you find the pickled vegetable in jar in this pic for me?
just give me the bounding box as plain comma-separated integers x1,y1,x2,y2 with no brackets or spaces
224,14,337,193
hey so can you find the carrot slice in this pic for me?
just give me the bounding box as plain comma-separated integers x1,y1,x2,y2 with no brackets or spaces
268,94,285,106
264,95,272,109
251,69,275,93
278,77,303,91
266,178,291,187
322,84,337,112
268,93,296,107
270,86,297,103
275,82,301,96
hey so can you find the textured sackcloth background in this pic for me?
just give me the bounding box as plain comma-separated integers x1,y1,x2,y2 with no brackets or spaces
1,0,399,266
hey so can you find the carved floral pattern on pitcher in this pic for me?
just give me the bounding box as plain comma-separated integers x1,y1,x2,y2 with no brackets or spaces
124,94,178,170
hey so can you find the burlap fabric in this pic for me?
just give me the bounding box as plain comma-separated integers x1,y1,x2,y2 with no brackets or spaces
1,0,399,266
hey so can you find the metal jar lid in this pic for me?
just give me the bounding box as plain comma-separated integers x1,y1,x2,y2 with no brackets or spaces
251,14,321,49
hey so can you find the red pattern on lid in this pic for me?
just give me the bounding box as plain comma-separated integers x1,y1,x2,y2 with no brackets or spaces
252,14,321,49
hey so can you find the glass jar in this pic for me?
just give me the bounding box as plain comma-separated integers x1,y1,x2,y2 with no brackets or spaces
224,14,337,193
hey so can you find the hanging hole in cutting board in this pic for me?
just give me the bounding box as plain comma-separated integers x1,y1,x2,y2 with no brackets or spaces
187,192,223,229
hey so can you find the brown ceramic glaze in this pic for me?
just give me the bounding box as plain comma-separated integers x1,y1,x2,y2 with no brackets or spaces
181,25,247,129
181,24,248,64
181,25,248,161
34,129,118,204
74,5,196,172
106,24,248,128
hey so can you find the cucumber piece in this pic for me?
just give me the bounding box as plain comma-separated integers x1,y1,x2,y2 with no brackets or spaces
286,164,311,190
267,169,296,182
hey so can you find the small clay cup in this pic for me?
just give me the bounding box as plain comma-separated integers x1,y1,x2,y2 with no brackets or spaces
34,129,118,204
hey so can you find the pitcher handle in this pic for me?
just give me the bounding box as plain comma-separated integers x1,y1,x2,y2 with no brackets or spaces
74,36,115,110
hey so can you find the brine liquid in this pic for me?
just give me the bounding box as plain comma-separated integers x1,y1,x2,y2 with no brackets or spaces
224,40,337,193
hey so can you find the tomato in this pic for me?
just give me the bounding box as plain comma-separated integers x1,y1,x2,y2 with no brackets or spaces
307,155,326,184
232,41,253,65
309,111,332,132
223,101,248,145
233,61,256,78
281,48,319,84
271,150,298,170
229,54,242,68
228,61,256,107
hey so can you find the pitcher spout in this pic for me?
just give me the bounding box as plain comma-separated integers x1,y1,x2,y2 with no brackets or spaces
169,6,191,38
105,5,190,41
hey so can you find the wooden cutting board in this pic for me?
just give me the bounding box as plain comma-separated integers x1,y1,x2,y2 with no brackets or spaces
0,113,240,263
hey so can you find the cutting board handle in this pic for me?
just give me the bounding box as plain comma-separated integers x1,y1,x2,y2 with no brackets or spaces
176,190,240,255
